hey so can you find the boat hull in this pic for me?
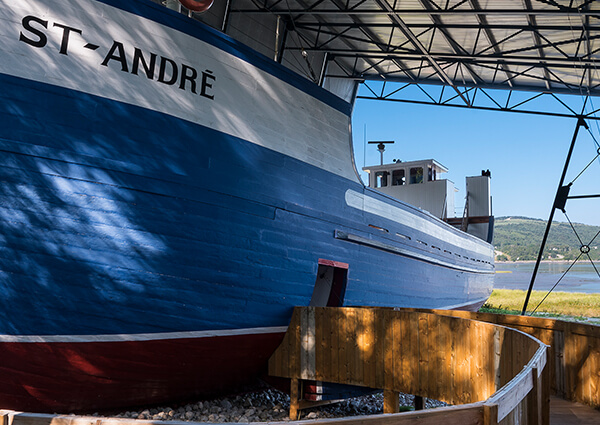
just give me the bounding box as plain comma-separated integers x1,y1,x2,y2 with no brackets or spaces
0,0,494,413
0,331,285,413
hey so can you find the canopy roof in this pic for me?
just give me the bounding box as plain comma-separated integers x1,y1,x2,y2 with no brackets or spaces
152,0,600,116
229,0,599,95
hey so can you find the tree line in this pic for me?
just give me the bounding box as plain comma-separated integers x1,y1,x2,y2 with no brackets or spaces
494,217,600,262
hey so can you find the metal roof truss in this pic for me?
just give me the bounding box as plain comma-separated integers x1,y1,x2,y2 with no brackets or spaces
225,0,600,118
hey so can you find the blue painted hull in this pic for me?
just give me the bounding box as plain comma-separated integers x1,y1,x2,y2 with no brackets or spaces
0,74,492,334
0,0,494,412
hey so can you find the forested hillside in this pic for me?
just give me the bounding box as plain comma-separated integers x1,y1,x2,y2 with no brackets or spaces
494,217,600,261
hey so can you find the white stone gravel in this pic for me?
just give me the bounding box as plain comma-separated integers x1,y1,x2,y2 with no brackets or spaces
107,388,446,422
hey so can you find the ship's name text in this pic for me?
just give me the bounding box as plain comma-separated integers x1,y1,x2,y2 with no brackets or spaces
19,15,216,100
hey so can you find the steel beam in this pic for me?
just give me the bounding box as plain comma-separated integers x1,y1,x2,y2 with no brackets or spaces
231,9,600,17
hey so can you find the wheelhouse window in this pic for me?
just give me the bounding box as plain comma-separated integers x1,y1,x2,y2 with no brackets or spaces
410,167,423,184
392,169,405,186
375,171,388,187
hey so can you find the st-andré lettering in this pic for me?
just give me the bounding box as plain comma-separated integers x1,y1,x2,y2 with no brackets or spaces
19,15,216,100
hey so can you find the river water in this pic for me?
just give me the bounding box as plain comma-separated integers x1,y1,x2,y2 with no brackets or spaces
495,261,600,294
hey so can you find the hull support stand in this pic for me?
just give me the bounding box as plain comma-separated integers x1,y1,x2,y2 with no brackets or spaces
521,116,588,315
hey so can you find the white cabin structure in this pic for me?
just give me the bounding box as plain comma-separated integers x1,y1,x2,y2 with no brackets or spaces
363,159,493,243
363,159,455,220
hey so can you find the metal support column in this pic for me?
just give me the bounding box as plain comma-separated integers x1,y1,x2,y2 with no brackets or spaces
521,117,588,315
275,17,289,64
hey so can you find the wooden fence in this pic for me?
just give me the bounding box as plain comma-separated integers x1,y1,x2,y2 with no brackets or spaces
268,307,548,425
403,308,600,409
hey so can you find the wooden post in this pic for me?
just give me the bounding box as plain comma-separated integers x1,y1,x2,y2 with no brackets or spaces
554,328,565,399
483,403,498,425
542,362,551,425
527,368,541,425
289,378,300,420
383,389,399,414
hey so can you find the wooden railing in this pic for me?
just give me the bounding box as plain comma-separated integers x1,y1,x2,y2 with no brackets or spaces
268,307,549,425
402,308,600,409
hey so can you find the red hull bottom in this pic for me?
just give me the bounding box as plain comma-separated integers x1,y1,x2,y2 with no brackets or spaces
0,332,285,414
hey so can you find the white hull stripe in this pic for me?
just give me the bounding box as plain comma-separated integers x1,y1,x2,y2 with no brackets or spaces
0,326,288,344
345,190,494,257
335,231,494,274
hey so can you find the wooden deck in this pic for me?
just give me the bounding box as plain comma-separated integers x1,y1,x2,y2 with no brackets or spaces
550,396,600,425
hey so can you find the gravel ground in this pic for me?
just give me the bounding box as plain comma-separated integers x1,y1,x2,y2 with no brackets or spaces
107,388,446,422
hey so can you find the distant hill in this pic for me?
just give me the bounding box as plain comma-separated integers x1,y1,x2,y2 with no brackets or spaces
494,217,600,261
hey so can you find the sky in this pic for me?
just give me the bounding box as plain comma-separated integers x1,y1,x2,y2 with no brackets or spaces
350,87,600,227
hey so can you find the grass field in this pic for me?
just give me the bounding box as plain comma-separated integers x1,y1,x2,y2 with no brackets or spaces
480,289,600,319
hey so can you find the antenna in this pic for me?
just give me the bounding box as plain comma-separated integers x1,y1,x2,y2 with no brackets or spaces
368,140,394,165
363,124,367,169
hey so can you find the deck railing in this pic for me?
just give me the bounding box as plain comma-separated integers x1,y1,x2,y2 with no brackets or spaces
268,307,549,425
402,308,600,409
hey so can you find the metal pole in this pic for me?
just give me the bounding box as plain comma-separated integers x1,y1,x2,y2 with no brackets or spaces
275,19,289,64
521,117,588,315
274,16,281,62
221,0,232,33
318,52,329,87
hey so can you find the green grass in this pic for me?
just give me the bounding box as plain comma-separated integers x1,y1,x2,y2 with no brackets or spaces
480,289,600,319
